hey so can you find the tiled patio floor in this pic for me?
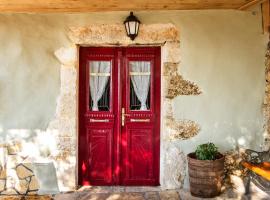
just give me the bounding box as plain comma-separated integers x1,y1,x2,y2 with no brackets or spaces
0,186,269,200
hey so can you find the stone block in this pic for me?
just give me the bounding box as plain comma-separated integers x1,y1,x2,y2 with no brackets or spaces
163,62,179,76
7,141,22,155
16,163,34,179
4,162,40,195
57,94,76,118
5,165,23,195
0,188,18,195
144,192,160,200
125,187,160,193
28,176,39,192
55,47,77,66
68,24,179,45
60,66,77,95
111,186,125,193
25,196,52,200
159,190,180,200
162,42,181,63
0,146,7,168
0,146,7,180
166,119,200,140
27,191,40,195
266,84,270,92
163,145,186,189
0,197,19,200
0,167,6,179
224,150,247,189
16,179,28,195
0,180,6,192
166,74,202,99
106,193,144,200
55,160,76,191
58,117,76,137
6,155,23,170
264,95,270,104
266,71,270,82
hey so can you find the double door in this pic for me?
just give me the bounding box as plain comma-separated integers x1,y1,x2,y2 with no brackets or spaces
79,47,160,186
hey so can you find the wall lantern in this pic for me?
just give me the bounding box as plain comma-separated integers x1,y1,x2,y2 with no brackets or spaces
124,12,141,41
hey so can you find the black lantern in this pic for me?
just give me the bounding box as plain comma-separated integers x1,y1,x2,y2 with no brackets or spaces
124,12,141,41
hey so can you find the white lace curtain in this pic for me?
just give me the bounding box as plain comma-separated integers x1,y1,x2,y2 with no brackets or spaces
89,61,111,111
130,61,151,110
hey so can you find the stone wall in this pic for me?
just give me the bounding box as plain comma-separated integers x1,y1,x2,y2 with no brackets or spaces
0,145,39,195
223,149,248,190
263,41,270,149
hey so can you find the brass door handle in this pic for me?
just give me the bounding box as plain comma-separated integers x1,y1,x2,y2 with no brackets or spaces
121,108,130,126
122,108,125,126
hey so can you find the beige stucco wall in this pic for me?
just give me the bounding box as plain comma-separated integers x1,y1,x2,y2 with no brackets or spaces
0,7,268,190
173,10,267,152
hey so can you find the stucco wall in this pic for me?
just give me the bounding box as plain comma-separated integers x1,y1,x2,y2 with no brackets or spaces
173,10,267,152
0,7,268,191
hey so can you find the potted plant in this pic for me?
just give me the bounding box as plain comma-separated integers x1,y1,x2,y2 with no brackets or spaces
187,143,225,198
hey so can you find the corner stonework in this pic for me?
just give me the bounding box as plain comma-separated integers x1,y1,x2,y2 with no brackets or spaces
48,46,78,191
263,42,270,150
51,23,202,191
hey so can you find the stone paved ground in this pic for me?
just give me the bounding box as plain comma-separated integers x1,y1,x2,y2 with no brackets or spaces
0,186,269,200
52,189,269,200
0,196,52,200
54,190,180,200
51,186,181,200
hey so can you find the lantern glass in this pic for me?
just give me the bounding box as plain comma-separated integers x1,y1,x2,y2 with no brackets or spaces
135,22,139,33
129,21,136,34
124,12,140,40
125,22,130,34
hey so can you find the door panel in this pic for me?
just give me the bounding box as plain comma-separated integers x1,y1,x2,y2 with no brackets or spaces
79,47,160,186
79,47,118,186
87,127,113,184
121,48,160,185
126,128,154,179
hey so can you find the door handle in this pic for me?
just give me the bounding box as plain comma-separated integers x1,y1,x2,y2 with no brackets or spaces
122,108,125,126
121,108,130,126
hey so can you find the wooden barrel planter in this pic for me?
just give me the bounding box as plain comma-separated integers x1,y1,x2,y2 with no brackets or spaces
187,153,225,198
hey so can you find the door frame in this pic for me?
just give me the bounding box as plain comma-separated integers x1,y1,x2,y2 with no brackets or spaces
78,46,161,186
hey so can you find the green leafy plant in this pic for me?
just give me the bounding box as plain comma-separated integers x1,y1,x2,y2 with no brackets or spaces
195,143,219,160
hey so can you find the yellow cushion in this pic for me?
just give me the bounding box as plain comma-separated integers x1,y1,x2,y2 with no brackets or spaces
242,161,270,181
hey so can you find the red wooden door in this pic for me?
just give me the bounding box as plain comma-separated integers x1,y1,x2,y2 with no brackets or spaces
79,47,160,186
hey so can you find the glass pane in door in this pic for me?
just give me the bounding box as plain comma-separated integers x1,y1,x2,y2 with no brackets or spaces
89,61,111,111
129,61,151,111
